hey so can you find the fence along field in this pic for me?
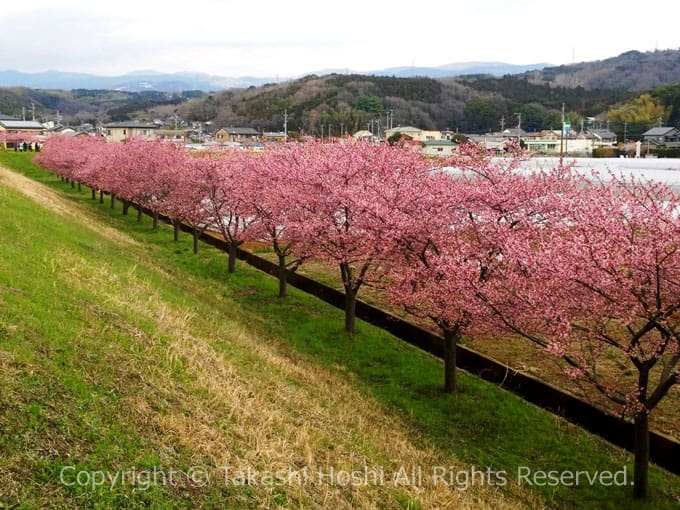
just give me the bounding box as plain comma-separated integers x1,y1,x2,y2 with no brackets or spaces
30,136,680,500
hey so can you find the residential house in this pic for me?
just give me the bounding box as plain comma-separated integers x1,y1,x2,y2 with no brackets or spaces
352,130,374,142
501,127,529,141
523,130,560,154
0,119,44,133
52,126,78,137
215,127,260,142
262,131,287,143
104,121,159,143
156,129,187,144
0,119,44,149
642,127,680,148
587,128,617,148
466,134,507,153
384,126,443,143
524,130,594,156
420,140,457,157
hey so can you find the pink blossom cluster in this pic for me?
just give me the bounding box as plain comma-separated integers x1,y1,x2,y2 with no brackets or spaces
0,130,40,144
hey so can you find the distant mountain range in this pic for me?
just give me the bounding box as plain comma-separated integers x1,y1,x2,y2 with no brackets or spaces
0,70,275,93
525,49,680,91
2,49,679,93
370,62,549,79
0,62,550,93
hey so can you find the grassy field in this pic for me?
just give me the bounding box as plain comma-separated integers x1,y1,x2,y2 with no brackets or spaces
249,248,680,443
0,150,678,509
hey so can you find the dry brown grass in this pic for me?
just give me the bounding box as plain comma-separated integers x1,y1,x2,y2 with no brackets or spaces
0,163,545,508
63,251,542,509
0,165,139,248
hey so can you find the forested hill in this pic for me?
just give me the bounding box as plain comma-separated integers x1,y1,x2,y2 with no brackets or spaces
0,87,201,125
179,74,461,134
524,49,680,91
2,49,679,135
177,73,636,135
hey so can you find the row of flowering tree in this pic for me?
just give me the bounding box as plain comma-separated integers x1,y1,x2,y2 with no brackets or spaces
34,135,678,498
0,130,40,149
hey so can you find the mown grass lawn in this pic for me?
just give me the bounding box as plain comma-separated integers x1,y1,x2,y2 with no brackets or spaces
0,150,678,509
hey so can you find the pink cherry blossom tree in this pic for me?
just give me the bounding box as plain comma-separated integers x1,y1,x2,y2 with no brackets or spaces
34,135,107,196
163,153,214,251
484,172,680,498
0,130,39,151
246,145,310,297
383,141,561,393
199,150,258,273
112,139,185,230
289,139,432,336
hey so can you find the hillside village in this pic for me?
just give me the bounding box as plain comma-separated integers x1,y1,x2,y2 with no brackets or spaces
2,109,679,158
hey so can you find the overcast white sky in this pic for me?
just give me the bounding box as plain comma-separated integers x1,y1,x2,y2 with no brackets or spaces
1,0,677,77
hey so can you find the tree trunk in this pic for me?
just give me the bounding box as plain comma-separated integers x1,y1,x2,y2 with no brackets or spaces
110,193,115,209
344,286,357,337
277,253,288,298
137,206,143,222
71,180,75,189
227,242,237,273
633,368,650,498
152,211,159,231
77,182,81,192
339,262,358,337
442,325,461,393
193,229,199,254
173,220,180,242
633,411,649,498
91,189,96,200
122,201,130,215
99,190,104,204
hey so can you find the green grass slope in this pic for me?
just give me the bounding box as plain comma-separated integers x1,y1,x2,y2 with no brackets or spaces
0,151,678,509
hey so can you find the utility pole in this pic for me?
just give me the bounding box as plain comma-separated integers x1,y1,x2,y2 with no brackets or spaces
283,109,288,141
320,124,324,142
31,102,35,122
22,107,25,121
514,112,521,145
560,103,565,161
500,115,505,132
